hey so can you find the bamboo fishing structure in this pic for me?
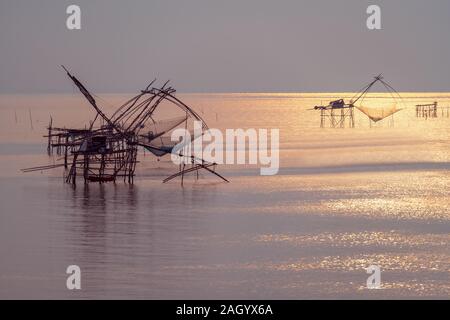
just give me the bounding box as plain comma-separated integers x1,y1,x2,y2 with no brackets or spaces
23,66,228,186
314,99,355,128
313,75,404,128
415,102,450,119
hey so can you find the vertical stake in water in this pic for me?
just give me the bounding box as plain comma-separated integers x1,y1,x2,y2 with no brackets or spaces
47,116,53,155
181,111,188,186
28,108,34,130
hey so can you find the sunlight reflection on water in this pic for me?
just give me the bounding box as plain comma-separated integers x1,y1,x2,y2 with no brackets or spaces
0,93,449,299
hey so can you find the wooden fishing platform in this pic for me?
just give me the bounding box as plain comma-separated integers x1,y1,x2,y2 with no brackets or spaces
22,66,228,186
314,99,355,128
415,102,450,119
312,75,404,128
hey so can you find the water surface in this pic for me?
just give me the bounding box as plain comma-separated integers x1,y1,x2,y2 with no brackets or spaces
0,93,449,299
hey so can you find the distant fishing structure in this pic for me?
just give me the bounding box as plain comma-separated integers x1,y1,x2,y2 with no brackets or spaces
313,75,404,128
415,102,450,119
314,99,355,128
22,66,228,185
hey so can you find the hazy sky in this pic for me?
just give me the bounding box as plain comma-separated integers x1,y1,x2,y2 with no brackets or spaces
1,0,449,93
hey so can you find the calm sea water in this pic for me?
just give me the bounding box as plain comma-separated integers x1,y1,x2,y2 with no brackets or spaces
0,93,449,299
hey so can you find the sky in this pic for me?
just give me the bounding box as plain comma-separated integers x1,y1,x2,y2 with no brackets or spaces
0,0,449,93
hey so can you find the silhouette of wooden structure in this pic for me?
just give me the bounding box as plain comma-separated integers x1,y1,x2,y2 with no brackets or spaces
313,75,404,128
314,99,355,128
416,102,449,119
23,66,228,185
